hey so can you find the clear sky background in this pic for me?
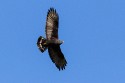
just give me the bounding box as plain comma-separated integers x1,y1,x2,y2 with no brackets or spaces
0,0,125,83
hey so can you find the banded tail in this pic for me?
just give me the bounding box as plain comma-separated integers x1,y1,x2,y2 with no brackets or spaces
37,36,47,53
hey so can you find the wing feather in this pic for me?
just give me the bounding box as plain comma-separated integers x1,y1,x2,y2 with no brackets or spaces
46,8,59,40
48,45,67,70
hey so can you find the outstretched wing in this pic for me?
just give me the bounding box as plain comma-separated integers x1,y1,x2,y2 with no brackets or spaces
45,8,67,70
46,8,59,40
48,45,67,70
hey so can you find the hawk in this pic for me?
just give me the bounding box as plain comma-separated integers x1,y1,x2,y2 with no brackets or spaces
37,8,67,70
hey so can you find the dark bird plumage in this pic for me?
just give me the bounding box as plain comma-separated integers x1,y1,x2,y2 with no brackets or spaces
37,8,67,70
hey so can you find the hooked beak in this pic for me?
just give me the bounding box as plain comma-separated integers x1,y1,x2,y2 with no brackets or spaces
61,41,64,44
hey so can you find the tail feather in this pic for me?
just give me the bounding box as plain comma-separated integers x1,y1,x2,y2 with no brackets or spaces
37,36,47,53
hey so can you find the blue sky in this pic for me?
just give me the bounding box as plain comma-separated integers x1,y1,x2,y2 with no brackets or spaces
0,0,125,83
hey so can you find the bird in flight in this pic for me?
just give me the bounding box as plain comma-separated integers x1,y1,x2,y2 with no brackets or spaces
37,8,67,70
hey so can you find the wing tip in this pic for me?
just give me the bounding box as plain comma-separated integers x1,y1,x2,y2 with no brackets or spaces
49,7,55,12
56,61,67,71
47,7,58,16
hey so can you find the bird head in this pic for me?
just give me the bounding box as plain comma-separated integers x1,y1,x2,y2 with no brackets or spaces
59,40,64,45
